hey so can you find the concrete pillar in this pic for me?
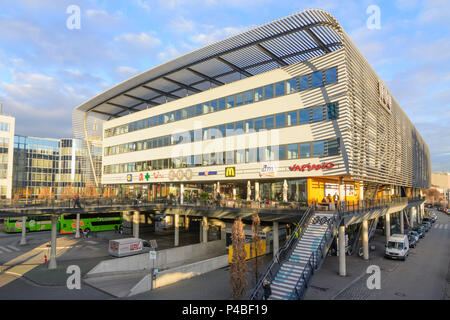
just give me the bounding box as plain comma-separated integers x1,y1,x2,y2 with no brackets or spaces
20,216,27,245
385,213,390,243
338,225,346,276
48,216,58,270
359,181,364,201
216,182,220,196
133,211,140,238
409,208,414,229
174,214,179,246
255,182,260,201
180,184,184,205
282,179,288,202
416,206,420,224
362,220,369,260
232,188,237,200
202,216,208,243
247,181,251,201
273,221,279,257
75,213,80,238
400,210,404,234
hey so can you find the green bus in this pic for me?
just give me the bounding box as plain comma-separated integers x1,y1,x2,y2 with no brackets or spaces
4,213,122,234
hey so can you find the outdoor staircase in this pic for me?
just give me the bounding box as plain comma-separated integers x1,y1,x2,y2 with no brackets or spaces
269,213,335,300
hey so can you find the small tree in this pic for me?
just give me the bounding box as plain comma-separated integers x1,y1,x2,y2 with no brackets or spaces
251,212,262,286
230,218,247,300
61,185,76,200
38,187,55,200
424,188,441,205
82,180,99,198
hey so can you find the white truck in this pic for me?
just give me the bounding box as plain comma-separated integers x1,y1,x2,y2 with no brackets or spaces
108,238,151,257
385,234,409,261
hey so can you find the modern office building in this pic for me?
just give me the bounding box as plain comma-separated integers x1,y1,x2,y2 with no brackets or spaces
73,9,431,204
0,104,15,199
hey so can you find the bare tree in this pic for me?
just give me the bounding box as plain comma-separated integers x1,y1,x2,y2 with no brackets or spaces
251,212,262,286
61,185,75,200
230,218,247,300
38,187,54,200
424,188,441,205
82,180,99,198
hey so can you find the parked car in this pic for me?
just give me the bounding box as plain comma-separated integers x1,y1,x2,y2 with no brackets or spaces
408,230,419,243
422,221,432,232
408,234,417,248
385,234,409,261
413,226,425,238
431,214,437,222
422,217,433,224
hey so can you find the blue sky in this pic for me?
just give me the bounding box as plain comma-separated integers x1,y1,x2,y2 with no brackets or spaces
0,0,449,172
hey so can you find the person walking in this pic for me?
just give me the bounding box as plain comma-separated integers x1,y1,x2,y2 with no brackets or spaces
263,280,272,300
73,194,82,209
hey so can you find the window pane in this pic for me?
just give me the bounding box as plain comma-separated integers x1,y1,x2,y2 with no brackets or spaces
278,145,286,160
188,106,195,118
299,75,309,90
235,93,244,106
182,108,188,119
254,88,263,102
300,142,311,158
265,116,274,130
264,84,274,99
218,98,226,111
327,139,340,156
203,102,210,114
245,120,253,133
226,151,235,164
311,71,323,88
312,141,325,157
244,90,253,104
275,82,285,97
235,121,244,134
324,67,337,85
287,111,297,126
194,129,202,142
218,125,226,138
203,128,209,140
275,113,285,128
196,104,202,116
287,144,298,159
299,108,310,124
163,114,169,123
210,100,218,112
254,118,264,132
326,102,339,120
226,123,235,136
236,150,245,164
311,106,324,122
176,110,181,121
226,96,235,108
169,112,175,122
286,78,297,94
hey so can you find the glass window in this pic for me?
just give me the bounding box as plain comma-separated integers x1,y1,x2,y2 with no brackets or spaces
311,106,324,122
254,118,264,132
300,142,311,158
163,136,169,146
226,123,235,136
312,141,325,157
257,147,265,162
326,102,339,120
203,128,209,140
299,108,310,124
188,106,195,118
203,102,210,114
286,78,297,94
226,151,235,164
181,108,188,119
246,148,257,163
324,67,337,85
194,129,202,142
265,116,274,130
311,71,323,88
327,139,340,156
196,104,202,116
299,75,309,90
254,88,263,102
287,144,298,159
218,125,226,138
226,96,235,108
176,110,181,121
235,93,244,106
235,121,244,134
169,112,175,122
245,120,253,133
287,111,297,126
163,114,169,124
244,90,253,104
210,100,218,112
275,82,285,97
194,155,202,166
218,98,226,111
275,113,285,128
264,84,274,99
147,118,153,128
236,149,245,164
278,145,286,160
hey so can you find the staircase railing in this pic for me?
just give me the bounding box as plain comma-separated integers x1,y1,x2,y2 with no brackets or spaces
248,205,315,300
290,213,341,300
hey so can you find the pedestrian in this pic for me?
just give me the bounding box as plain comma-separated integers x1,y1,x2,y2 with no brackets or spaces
114,225,118,233
119,225,123,234
263,280,271,300
73,194,82,209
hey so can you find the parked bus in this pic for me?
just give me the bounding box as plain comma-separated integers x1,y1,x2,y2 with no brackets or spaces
4,213,122,234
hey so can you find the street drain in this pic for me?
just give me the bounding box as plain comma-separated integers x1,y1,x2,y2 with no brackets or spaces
394,292,406,297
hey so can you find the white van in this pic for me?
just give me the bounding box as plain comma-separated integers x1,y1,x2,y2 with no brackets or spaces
108,238,151,257
385,234,409,261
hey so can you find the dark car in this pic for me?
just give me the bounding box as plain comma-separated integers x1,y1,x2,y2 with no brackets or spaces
413,226,425,238
422,217,433,224
408,235,417,248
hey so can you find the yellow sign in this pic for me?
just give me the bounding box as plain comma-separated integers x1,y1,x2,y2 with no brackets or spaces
225,167,236,177
228,240,266,263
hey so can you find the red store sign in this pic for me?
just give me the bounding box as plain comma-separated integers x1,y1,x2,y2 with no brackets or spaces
289,162,335,172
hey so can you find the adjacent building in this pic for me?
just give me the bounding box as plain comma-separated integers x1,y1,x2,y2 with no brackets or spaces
0,104,15,199
73,9,431,204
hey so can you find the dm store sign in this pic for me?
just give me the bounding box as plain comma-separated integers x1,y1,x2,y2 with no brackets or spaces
260,164,277,177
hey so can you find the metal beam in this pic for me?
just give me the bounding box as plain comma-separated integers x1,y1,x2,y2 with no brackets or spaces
162,77,202,93
123,94,161,106
305,28,330,53
215,57,253,78
142,85,182,100
255,44,288,67
106,102,141,112
186,68,225,86
90,109,118,118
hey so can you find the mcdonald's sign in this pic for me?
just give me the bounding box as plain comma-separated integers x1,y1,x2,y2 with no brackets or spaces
225,167,236,177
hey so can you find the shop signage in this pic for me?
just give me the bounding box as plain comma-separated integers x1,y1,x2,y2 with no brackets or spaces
169,169,193,181
289,162,335,172
199,171,218,176
126,174,133,182
259,164,277,177
225,167,236,177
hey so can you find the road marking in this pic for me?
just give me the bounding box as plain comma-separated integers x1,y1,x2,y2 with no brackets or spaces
7,245,20,252
434,224,439,229
0,246,12,253
439,224,444,229
445,224,448,230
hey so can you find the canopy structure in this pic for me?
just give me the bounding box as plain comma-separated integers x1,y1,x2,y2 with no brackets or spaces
74,9,344,120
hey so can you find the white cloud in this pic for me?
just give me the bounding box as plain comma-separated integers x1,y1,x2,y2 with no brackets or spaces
116,66,139,79
114,32,162,49
190,26,245,45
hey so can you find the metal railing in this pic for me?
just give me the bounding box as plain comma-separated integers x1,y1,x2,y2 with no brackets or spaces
248,205,315,300
335,197,425,216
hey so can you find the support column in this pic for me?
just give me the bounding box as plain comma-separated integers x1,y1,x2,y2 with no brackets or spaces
409,208,414,229
362,220,369,260
20,216,27,245
133,211,140,238
75,213,80,238
339,177,345,203
232,188,237,201
174,214,179,246
385,213,390,243
180,184,184,205
400,210,404,234
48,216,58,270
247,181,251,201
416,206,420,224
338,224,346,276
273,221,279,257
282,179,288,202
202,216,208,243
255,182,260,202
